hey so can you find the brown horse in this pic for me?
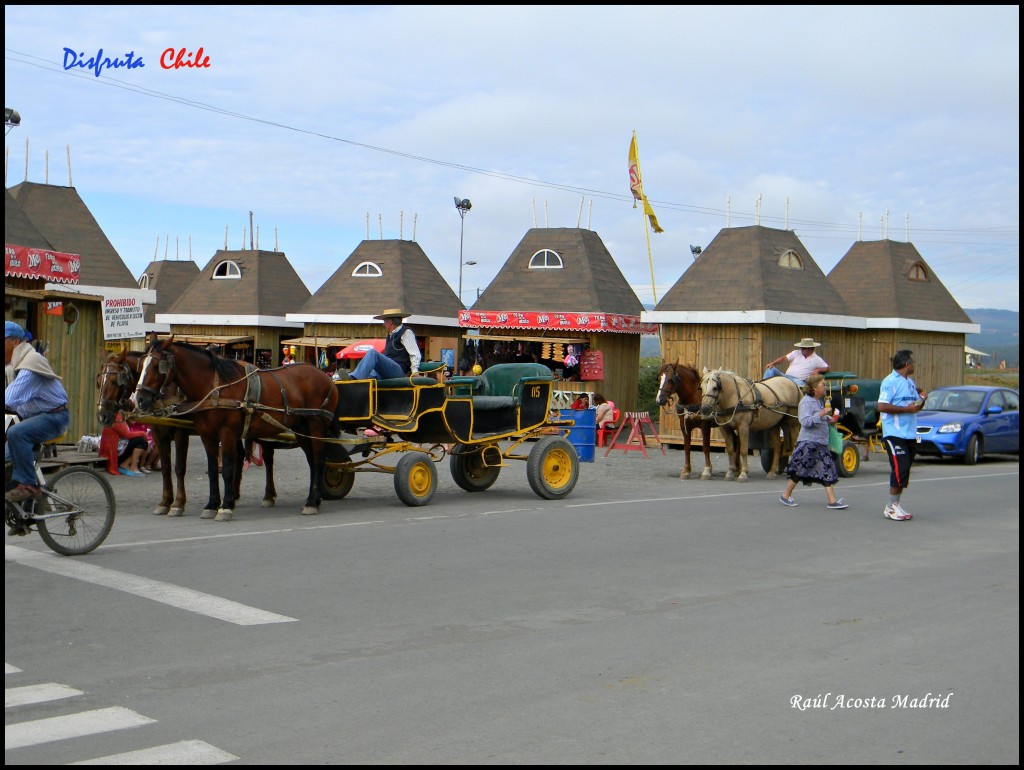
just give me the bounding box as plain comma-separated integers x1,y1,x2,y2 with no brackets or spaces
132,338,338,520
698,368,800,482
655,362,715,480
97,348,275,516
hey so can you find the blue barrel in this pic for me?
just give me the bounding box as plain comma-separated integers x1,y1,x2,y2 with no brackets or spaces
559,408,596,463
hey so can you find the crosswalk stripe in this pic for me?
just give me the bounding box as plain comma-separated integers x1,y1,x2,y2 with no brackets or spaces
6,545,296,626
5,706,156,750
6,682,84,708
70,739,239,765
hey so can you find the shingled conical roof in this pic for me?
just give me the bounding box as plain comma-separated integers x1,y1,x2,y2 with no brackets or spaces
297,239,462,318
138,259,201,324
473,228,643,314
164,249,310,318
655,225,848,314
827,240,972,324
5,188,53,250
8,181,137,288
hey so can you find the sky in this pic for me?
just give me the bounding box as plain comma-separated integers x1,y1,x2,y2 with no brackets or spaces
4,6,1020,312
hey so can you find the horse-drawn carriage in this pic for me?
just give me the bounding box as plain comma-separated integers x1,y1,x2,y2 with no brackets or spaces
101,341,581,520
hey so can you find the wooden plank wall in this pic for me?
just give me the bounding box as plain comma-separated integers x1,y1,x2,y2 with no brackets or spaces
36,299,108,443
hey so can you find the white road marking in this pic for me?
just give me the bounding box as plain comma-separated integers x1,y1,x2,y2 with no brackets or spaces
71,739,239,765
6,663,23,675
5,706,156,750
5,682,83,708
5,546,296,626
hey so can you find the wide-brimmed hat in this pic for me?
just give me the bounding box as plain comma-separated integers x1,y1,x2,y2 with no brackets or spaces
373,308,409,321
794,337,822,348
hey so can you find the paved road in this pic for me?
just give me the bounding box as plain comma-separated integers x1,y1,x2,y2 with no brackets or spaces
6,437,1019,764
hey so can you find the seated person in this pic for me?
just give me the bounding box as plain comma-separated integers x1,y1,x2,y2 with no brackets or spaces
763,338,829,385
5,321,70,503
593,393,616,431
98,412,148,476
351,309,421,380
570,394,591,410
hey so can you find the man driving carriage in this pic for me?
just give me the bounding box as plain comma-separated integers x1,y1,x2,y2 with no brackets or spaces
350,308,421,380
763,337,830,385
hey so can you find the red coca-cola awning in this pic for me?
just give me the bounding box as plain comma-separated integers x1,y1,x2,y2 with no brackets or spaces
459,309,657,334
5,244,81,284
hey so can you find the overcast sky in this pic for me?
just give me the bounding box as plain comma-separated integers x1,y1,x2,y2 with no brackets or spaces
5,5,1019,312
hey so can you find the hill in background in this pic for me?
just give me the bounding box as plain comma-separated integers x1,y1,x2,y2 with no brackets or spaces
639,308,1018,367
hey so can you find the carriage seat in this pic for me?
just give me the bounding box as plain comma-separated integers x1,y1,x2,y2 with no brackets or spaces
376,361,446,388
449,363,553,411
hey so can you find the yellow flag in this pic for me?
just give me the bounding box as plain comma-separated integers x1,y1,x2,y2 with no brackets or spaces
628,134,664,233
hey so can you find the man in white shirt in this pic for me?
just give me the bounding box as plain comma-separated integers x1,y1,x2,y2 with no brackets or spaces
763,338,830,385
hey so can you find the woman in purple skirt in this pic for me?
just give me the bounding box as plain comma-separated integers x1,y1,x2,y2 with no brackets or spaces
778,374,848,509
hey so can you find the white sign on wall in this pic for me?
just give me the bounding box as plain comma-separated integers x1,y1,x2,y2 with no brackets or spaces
102,295,146,340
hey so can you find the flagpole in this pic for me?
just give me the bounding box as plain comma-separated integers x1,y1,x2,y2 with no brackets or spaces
631,131,659,307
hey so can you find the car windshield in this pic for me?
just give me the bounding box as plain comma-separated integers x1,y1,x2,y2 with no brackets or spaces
923,390,984,414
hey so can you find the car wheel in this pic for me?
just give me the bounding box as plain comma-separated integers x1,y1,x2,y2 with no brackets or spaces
963,434,982,465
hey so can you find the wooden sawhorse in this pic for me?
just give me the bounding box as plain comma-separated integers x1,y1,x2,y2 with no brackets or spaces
603,411,666,458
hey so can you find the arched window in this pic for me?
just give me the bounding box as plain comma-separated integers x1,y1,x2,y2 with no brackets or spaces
908,262,929,282
777,249,803,269
529,249,563,269
138,274,151,290
352,261,383,277
213,260,242,279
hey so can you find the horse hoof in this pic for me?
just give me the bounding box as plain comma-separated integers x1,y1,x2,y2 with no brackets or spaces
724,472,736,480
737,474,749,483
215,509,234,522
261,498,276,508
700,470,713,481
200,509,217,519
301,506,319,516
153,506,170,515
167,507,184,517
679,470,691,480
765,471,777,480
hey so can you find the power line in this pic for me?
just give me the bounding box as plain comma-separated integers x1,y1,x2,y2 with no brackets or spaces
6,48,1020,249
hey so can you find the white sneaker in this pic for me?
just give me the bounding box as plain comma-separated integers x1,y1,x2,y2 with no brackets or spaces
884,503,912,521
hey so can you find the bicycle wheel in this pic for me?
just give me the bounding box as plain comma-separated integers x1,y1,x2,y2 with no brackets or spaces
37,466,116,556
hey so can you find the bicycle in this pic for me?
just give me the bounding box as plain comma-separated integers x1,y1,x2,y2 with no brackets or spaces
5,440,116,556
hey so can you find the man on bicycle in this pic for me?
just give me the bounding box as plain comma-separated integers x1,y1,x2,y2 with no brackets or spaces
5,321,70,505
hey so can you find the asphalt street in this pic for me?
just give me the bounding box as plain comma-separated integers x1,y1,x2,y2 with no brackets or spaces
5,436,1020,764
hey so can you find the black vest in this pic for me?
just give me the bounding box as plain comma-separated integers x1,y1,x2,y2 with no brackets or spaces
383,324,413,375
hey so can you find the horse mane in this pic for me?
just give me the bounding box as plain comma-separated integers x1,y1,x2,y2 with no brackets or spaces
169,341,246,382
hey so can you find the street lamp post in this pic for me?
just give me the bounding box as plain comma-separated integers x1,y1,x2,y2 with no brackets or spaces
454,197,472,303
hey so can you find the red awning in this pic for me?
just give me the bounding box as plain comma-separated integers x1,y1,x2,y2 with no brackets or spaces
5,244,81,284
459,309,657,334
336,339,386,359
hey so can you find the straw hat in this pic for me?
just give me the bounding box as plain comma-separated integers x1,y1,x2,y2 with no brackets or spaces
373,308,409,321
793,337,822,348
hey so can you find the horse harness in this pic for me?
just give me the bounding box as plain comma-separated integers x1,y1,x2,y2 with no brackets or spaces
145,350,335,438
703,370,796,425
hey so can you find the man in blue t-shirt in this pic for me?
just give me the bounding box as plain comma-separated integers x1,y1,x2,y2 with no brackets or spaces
877,349,927,522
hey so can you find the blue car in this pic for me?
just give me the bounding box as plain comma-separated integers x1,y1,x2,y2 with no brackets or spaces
915,386,1020,464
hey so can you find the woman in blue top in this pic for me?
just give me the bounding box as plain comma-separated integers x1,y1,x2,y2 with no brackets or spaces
779,374,847,509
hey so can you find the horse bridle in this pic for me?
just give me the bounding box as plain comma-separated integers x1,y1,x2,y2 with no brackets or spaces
658,364,703,418
96,359,136,417
135,347,177,411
